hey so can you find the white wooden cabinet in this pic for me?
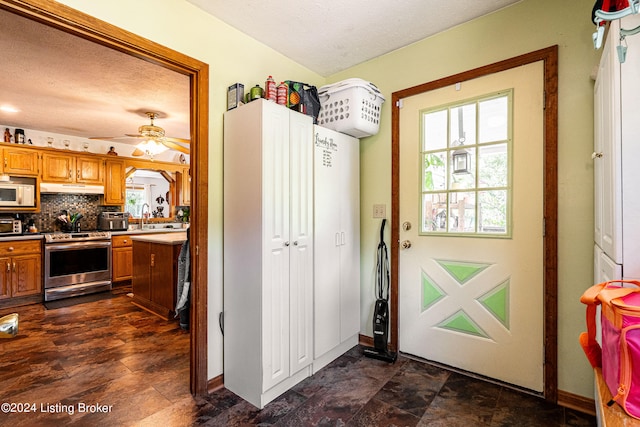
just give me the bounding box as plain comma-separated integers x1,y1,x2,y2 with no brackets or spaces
593,14,640,282
223,99,314,408
312,126,361,372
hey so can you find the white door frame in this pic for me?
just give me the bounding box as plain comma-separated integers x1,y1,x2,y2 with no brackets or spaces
390,46,558,402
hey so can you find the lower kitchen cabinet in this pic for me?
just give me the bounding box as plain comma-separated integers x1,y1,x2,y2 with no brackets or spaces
112,235,135,283
131,233,186,320
0,239,42,308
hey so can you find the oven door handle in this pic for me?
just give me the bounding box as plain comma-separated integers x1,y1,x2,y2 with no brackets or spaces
45,242,111,251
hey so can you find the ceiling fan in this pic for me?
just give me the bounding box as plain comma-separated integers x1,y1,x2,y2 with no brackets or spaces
90,111,190,157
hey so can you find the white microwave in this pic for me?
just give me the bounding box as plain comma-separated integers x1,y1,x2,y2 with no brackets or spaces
0,182,35,207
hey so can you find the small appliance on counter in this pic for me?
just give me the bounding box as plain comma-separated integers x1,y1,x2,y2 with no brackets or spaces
98,212,129,231
0,217,21,235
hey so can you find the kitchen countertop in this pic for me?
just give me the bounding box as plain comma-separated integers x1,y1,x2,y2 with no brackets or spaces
111,227,188,236
0,233,44,242
130,231,187,245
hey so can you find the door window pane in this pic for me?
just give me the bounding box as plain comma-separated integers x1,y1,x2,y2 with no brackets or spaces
419,90,512,236
423,109,448,151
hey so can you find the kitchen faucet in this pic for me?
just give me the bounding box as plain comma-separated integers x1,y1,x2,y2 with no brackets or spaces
141,203,150,228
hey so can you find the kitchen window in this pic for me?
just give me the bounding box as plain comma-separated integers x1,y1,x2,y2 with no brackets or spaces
420,90,512,236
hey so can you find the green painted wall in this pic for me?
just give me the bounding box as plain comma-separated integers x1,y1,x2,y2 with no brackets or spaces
329,0,600,398
57,0,601,398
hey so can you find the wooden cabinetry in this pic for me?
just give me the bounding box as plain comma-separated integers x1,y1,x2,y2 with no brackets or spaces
0,239,42,308
41,152,103,184
593,14,640,283
103,159,125,205
112,234,134,283
131,233,186,320
312,126,361,372
224,99,314,408
2,147,39,176
176,167,190,206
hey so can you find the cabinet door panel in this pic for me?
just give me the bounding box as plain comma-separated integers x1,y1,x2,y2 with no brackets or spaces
0,256,10,299
313,129,342,358
289,111,313,374
42,153,74,182
76,156,103,184
112,247,132,282
3,148,38,176
339,133,361,341
262,102,291,390
11,254,41,297
104,160,125,205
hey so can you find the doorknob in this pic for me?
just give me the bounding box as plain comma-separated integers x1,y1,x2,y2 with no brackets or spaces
401,240,412,249
402,221,412,231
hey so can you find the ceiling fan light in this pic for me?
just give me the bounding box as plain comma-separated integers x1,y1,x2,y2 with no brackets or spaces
137,139,168,156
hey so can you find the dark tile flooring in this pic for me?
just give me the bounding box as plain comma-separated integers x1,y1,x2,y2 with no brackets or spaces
0,292,596,426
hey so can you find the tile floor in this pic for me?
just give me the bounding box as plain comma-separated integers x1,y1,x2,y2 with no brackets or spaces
0,293,596,426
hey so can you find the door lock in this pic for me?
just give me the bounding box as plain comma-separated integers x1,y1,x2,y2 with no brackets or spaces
401,240,412,249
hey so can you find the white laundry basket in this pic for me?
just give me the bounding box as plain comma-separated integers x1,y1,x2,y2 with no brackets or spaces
317,78,385,138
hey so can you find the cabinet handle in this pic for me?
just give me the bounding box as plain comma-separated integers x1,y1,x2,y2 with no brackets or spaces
335,232,340,246
283,241,290,247
341,232,346,246
7,246,13,252
293,241,298,246
592,152,604,159
3,159,6,168
77,170,80,179
12,262,15,272
5,262,9,272
69,169,73,179
123,239,128,244
150,254,155,267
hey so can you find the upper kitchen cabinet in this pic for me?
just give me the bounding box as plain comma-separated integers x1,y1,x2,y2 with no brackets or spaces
176,167,190,206
103,159,125,205
41,152,103,184
1,146,39,176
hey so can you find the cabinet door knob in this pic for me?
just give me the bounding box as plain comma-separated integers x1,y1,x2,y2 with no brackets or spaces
293,241,298,246
7,247,13,252
284,241,290,247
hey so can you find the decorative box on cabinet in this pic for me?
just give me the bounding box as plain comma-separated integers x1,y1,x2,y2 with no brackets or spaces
312,126,361,372
593,14,640,282
223,99,314,409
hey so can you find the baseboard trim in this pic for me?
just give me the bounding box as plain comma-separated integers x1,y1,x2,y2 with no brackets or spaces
359,334,373,347
207,374,224,394
556,390,596,416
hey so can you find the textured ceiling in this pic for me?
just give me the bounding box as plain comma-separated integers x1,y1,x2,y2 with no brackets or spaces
0,8,190,148
186,0,523,76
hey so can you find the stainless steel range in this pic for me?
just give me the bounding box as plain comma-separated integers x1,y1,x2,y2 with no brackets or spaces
44,231,112,301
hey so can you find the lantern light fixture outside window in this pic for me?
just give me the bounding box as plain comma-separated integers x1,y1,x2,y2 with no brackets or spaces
452,147,471,174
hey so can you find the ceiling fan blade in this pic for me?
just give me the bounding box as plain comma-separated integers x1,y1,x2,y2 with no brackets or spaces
161,139,190,154
132,148,145,156
164,136,190,144
89,136,119,140
124,133,146,138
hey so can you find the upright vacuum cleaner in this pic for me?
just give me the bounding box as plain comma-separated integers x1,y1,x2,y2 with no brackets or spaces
364,219,397,363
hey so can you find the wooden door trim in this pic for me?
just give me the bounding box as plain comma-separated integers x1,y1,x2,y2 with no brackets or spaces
391,46,558,402
0,0,210,395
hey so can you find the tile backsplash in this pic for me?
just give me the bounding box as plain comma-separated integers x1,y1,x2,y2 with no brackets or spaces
21,194,120,232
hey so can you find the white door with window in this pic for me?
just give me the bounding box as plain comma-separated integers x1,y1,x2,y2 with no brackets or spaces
399,62,544,391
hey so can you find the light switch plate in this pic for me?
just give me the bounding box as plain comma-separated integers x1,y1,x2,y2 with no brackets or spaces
373,204,386,218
